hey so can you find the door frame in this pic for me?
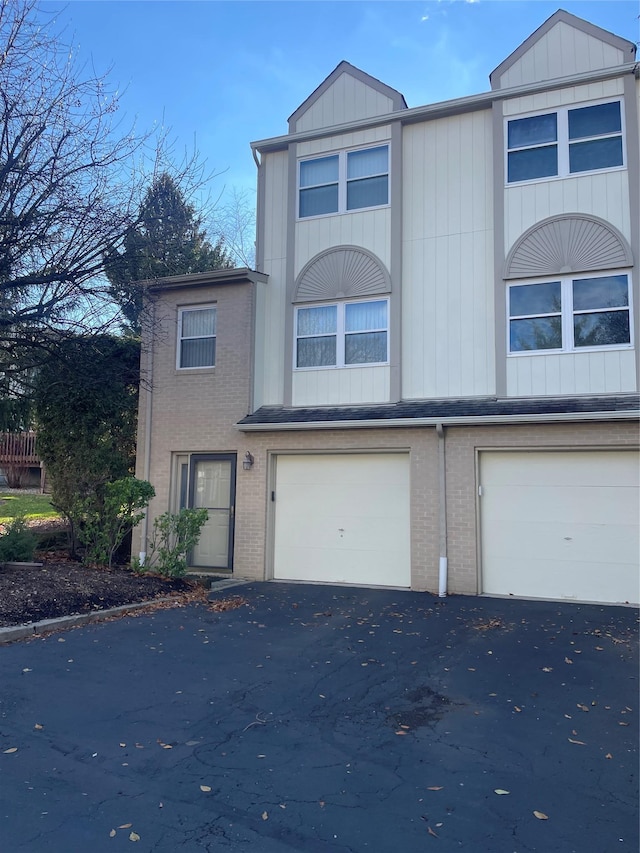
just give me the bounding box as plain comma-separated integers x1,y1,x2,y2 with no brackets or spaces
188,452,237,571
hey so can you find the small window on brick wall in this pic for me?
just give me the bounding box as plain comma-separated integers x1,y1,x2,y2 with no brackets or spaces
177,305,216,368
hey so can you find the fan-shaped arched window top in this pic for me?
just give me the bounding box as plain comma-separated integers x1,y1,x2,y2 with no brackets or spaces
294,246,390,303
504,215,632,280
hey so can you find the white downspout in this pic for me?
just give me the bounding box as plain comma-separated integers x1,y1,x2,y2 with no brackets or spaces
138,299,155,565
435,422,448,597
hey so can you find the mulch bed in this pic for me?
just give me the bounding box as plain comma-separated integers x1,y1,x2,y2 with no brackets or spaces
0,558,202,627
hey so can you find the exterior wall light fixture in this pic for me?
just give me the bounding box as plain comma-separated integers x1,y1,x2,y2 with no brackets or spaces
242,451,255,471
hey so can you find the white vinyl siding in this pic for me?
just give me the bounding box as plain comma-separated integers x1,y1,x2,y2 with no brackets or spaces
255,149,288,407
296,207,392,277
293,74,396,133
506,348,637,396
292,365,390,406
401,110,495,399
496,21,627,89
479,450,640,605
502,83,631,256
273,454,410,587
295,127,392,289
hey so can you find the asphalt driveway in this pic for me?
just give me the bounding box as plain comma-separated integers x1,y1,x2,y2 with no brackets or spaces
0,583,637,852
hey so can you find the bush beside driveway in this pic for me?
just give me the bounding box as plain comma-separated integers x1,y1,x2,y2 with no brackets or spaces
0,583,637,852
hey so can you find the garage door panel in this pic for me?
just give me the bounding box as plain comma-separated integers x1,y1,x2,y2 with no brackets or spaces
483,556,638,603
278,483,408,519
282,513,409,551
481,450,639,605
277,540,410,585
483,484,638,526
483,451,636,487
274,454,410,587
483,518,638,565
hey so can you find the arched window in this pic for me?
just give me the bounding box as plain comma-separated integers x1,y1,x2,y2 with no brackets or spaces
293,247,391,368
505,215,633,354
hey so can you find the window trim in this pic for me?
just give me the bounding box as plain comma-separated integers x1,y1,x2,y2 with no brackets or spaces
294,297,390,370
507,271,633,356
505,98,625,186
176,304,217,370
297,143,390,219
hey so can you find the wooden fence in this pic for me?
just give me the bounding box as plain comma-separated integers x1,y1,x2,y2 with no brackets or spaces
0,431,40,465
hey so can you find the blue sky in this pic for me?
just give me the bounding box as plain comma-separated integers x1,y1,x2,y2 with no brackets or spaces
40,1,638,201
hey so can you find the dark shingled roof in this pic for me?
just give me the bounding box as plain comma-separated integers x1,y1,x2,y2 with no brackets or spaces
238,395,640,428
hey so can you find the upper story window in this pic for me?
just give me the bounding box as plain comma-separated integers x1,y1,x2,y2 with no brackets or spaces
177,305,216,368
295,298,388,368
298,145,389,218
508,273,631,353
506,100,623,184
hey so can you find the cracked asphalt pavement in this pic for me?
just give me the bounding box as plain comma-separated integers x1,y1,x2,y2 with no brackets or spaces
0,583,637,852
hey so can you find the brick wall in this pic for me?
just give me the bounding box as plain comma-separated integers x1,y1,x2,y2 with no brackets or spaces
135,293,638,596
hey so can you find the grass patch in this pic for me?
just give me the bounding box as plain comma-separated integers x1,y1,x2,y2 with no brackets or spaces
0,492,60,523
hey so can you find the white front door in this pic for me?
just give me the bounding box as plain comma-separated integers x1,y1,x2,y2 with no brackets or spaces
190,455,235,569
273,453,411,587
479,449,639,604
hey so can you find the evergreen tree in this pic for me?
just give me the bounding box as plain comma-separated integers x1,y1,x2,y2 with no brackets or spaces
105,173,232,333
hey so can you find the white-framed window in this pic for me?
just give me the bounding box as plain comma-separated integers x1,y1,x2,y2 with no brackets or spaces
508,272,632,354
177,305,216,368
298,145,389,218
295,298,389,368
506,100,623,184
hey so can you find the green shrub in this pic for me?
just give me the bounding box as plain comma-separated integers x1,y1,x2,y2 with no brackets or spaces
76,478,155,568
0,514,38,563
142,508,209,578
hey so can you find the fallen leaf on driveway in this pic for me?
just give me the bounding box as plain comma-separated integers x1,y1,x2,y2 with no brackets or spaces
533,811,549,820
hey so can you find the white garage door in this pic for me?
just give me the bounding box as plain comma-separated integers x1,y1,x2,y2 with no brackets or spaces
273,453,410,587
480,450,639,605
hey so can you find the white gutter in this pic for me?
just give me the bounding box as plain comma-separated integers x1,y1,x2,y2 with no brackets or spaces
139,299,155,565
435,423,448,598
236,409,638,431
